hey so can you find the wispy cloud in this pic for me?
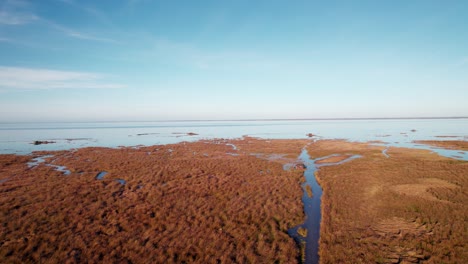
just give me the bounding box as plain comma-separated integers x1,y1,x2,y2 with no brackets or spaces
1,0,117,43
0,0,37,25
47,20,118,43
0,66,125,89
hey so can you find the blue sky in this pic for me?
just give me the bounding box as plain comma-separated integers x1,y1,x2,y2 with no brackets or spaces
0,0,467,121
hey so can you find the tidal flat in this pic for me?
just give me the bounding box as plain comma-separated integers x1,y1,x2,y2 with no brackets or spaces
0,138,466,263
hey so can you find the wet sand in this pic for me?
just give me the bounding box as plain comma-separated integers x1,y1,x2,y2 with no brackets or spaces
0,138,466,263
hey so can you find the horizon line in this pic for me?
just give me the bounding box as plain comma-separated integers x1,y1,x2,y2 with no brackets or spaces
0,116,467,124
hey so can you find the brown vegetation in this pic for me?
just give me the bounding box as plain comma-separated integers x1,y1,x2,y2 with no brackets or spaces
297,227,308,238
308,140,467,263
0,139,306,263
305,185,313,198
1,138,466,263
413,140,468,151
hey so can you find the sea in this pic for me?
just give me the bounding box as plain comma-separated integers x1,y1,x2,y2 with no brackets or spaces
0,118,467,160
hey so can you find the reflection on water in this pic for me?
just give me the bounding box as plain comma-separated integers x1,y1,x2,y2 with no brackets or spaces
0,119,466,160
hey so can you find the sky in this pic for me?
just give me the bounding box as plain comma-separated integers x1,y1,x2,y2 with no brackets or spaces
0,0,467,122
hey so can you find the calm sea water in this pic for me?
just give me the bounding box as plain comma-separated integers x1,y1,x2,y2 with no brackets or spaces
0,119,467,159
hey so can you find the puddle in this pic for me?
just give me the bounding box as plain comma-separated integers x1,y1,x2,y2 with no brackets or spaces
226,143,237,150
47,164,71,175
382,147,390,158
95,172,125,185
115,179,126,185
96,171,108,180
28,155,54,167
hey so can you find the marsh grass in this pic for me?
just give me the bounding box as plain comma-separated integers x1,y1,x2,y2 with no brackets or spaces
0,139,306,263
308,140,468,263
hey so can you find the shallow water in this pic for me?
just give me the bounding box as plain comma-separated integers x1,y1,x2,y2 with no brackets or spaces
382,147,390,158
47,164,71,176
115,179,126,185
1,119,466,159
96,171,108,180
27,155,72,175
27,155,54,167
315,154,362,167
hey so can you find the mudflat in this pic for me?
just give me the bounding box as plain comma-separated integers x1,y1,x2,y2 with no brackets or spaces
0,138,466,263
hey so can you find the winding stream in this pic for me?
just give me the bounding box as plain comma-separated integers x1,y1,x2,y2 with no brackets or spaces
289,149,361,264
27,155,71,175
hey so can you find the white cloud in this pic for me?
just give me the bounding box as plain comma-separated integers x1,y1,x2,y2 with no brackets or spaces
1,0,117,43
0,66,125,89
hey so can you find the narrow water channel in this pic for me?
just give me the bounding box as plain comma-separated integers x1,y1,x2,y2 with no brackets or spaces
288,149,321,264
289,149,360,264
